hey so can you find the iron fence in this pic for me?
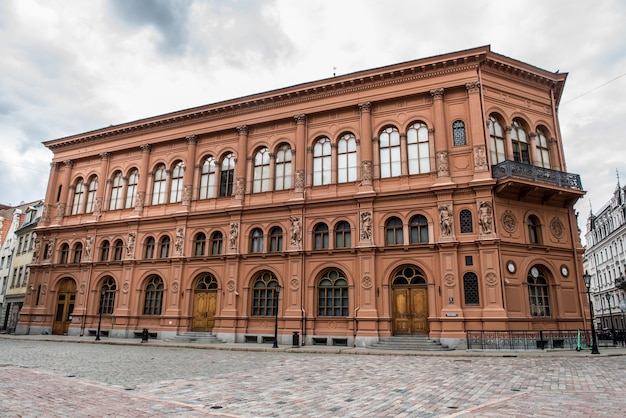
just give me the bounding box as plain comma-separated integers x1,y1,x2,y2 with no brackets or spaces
466,330,585,350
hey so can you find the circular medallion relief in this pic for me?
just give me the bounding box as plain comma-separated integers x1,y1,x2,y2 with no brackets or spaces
227,280,235,292
550,217,565,239
362,275,372,289
485,273,498,286
501,210,517,233
171,281,179,293
444,274,455,286
290,277,299,290
122,282,129,294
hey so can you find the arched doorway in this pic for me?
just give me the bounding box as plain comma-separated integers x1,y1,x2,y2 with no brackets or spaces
52,278,77,335
192,273,218,331
391,266,429,335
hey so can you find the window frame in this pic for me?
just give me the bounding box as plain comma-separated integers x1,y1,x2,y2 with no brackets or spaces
318,269,349,317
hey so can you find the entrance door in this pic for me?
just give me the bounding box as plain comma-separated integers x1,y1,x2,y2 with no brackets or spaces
192,291,217,331
392,287,428,335
52,279,76,335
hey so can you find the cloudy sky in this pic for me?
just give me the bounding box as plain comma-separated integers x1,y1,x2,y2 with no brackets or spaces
1,0,625,241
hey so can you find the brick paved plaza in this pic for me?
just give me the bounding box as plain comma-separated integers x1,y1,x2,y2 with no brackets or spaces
1,336,625,417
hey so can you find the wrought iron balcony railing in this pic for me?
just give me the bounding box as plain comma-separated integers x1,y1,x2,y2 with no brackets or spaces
491,161,583,190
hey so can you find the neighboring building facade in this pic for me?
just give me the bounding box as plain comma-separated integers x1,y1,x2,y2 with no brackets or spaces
583,178,626,331
18,46,587,348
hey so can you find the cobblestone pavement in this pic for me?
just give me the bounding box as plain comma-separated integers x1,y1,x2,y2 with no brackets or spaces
1,336,625,417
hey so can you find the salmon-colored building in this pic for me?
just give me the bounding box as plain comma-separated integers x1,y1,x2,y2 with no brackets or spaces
17,46,587,349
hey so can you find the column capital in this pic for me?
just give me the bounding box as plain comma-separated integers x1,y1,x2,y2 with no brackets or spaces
430,88,444,100
465,81,480,93
186,134,198,145
294,114,307,124
63,160,73,168
358,102,372,113
236,125,249,135
100,152,110,161
140,144,151,153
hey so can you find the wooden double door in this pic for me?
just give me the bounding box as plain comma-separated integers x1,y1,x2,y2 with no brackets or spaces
52,279,76,335
392,286,429,335
192,291,217,331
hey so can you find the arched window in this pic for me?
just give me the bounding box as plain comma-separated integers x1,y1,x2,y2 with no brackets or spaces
335,221,351,248
452,120,466,146
99,276,116,315
143,275,164,315
460,209,473,233
159,236,170,258
219,153,235,197
144,237,155,259
535,127,551,169
253,147,271,193
85,176,98,213
379,126,401,178
385,217,403,245
318,269,348,316
73,242,83,263
337,133,357,183
100,240,110,262
125,169,139,209
488,115,506,164
274,144,292,190
313,137,331,186
251,272,279,316
463,272,479,305
170,160,185,203
314,223,329,249
269,227,283,252
407,122,429,175
109,171,123,210
528,266,550,317
71,178,85,215
392,265,427,285
250,228,264,253
196,273,218,290
199,156,217,199
409,215,428,244
210,231,223,255
511,119,530,164
60,243,69,264
194,232,206,256
113,239,124,260
152,164,167,205
528,215,541,244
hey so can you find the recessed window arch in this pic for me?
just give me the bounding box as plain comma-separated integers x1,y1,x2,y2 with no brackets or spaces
463,272,480,305
488,114,506,164
170,160,185,203
269,226,283,252
334,221,351,248
144,236,155,259
253,147,271,193
379,126,401,178
337,133,357,183
59,243,70,264
196,273,218,290
85,176,98,213
392,265,427,285
535,126,551,169
220,153,235,197
99,276,117,315
113,239,124,261
210,231,223,255
460,209,473,233
250,228,264,253
407,121,430,174
73,242,83,264
318,268,349,317
125,168,139,209
100,240,110,262
452,120,467,146
194,232,206,256
313,137,332,186
199,156,217,199
143,275,164,315
159,235,171,258
152,163,167,205
527,215,542,244
274,143,293,191
314,223,329,249
385,216,403,246
528,266,550,317
511,118,530,164
71,178,85,215
409,214,429,244
109,171,124,210
251,271,279,316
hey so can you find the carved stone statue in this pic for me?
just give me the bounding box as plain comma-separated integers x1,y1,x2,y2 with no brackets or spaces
295,170,305,193
478,201,493,234
290,216,302,246
229,222,239,250
474,145,487,171
182,185,192,206
126,232,136,259
84,235,93,260
175,227,185,255
55,203,66,222
360,211,373,241
436,151,449,177
234,178,245,200
439,205,452,236
360,161,373,186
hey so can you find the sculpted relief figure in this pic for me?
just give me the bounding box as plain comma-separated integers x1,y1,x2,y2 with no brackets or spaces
290,216,302,246
126,232,136,259
84,235,93,260
229,222,239,250
360,211,373,241
439,205,452,236
175,227,185,255
436,151,449,177
478,201,493,234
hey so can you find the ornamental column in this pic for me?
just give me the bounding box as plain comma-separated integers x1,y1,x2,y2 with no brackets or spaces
41,162,59,226
431,88,450,182
93,152,110,218
528,132,539,167
293,114,306,195
358,103,374,190
466,82,490,178
504,126,514,161
182,135,197,207
135,144,151,213
234,125,248,201
55,160,73,224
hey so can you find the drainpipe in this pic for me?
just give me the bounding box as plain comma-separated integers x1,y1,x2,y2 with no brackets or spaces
353,305,360,347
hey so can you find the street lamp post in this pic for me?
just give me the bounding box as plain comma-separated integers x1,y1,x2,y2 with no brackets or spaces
606,293,617,346
95,288,105,341
583,271,600,354
272,286,281,349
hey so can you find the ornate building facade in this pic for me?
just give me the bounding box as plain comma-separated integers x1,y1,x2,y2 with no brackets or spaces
17,46,587,348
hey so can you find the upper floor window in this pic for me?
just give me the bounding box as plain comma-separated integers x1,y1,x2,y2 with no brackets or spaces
313,137,331,186
269,227,283,252
452,120,466,146
463,272,480,305
199,156,217,199
85,176,98,213
73,242,83,264
109,171,123,210
253,147,271,193
144,237,155,259
407,122,430,175
335,221,351,249
488,115,505,164
251,271,279,316
318,269,348,317
159,236,170,258
314,223,329,249
337,133,357,183
220,153,235,197
409,215,428,244
528,215,541,244
379,126,401,178
511,119,530,164
250,228,264,253
60,243,69,264
460,209,473,233
528,266,550,317
143,275,164,315
170,161,185,203
194,232,206,256
100,276,117,314
71,178,85,215
274,144,292,191
125,169,139,209
535,127,551,169
113,239,124,260
100,240,110,262
210,231,223,255
152,164,167,205
385,217,403,245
